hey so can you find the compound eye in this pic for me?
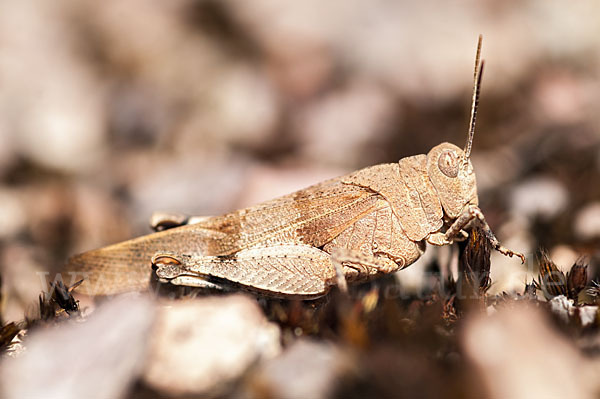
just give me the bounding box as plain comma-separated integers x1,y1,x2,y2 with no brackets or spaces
438,150,459,178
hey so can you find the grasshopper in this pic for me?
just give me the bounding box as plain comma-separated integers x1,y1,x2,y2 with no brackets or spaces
65,36,525,298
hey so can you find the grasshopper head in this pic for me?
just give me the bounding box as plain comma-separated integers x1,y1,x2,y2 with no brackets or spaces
426,142,478,218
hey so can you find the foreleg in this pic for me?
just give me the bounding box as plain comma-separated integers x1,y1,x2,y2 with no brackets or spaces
151,244,340,298
433,205,525,263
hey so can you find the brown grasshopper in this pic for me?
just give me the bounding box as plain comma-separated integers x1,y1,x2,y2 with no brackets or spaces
64,36,525,298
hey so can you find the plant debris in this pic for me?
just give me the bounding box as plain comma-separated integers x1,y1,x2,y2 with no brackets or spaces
0,323,21,353
566,260,588,302
534,250,569,299
36,279,83,323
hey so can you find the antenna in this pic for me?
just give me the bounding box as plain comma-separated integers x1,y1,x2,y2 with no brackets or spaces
464,34,484,159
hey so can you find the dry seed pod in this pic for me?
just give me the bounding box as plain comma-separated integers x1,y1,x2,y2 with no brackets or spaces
0,322,20,352
587,281,600,303
533,251,567,300
458,226,492,296
566,260,588,301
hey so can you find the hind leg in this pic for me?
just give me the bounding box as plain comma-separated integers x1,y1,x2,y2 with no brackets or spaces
329,247,402,283
150,212,210,232
151,244,339,299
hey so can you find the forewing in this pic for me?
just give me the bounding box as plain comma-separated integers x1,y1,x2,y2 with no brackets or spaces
64,178,379,295
64,225,228,295
192,178,381,253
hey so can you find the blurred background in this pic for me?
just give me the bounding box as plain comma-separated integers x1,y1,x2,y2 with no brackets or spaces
1,0,600,321
1,1,600,398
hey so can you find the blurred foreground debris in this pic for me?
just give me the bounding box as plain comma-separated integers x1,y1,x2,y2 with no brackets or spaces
0,295,155,399
245,339,352,399
142,294,280,397
463,306,600,399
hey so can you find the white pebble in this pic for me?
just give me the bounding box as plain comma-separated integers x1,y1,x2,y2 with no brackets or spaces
510,176,568,220
574,202,600,240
